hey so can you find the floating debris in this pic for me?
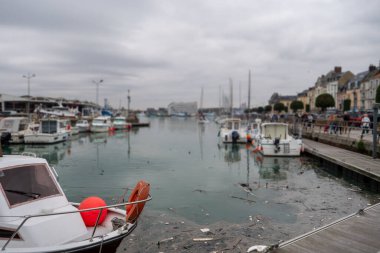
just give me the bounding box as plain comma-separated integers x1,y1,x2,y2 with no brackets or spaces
193,238,214,242
200,228,210,233
247,245,268,252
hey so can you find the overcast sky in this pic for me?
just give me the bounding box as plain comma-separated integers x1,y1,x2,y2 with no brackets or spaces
1,0,379,109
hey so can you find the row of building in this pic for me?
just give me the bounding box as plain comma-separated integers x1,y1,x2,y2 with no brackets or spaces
269,64,380,113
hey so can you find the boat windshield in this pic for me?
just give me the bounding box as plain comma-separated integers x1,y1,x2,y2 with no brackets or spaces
0,164,61,207
41,121,58,134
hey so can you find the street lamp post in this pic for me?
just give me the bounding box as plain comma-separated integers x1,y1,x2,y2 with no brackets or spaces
92,79,103,106
22,73,36,116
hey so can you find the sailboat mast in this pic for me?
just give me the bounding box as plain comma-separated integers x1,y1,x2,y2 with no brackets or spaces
248,69,251,111
229,78,233,117
200,86,204,111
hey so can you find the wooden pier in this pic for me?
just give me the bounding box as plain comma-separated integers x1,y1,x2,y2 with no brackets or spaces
302,139,380,183
273,203,380,253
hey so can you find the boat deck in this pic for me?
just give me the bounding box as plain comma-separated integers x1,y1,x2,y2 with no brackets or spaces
303,139,380,182
273,203,380,253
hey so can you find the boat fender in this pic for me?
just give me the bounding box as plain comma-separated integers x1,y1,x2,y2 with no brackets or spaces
79,196,108,227
126,180,150,223
301,144,305,153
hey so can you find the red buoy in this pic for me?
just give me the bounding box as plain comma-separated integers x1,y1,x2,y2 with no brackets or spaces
79,196,108,227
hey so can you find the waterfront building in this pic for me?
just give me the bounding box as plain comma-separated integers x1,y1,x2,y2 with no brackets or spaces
360,65,380,110
0,93,98,115
344,70,368,112
167,101,197,116
268,93,297,113
297,90,308,113
307,86,316,112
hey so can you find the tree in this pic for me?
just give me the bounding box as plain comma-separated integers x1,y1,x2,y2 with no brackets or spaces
257,106,264,114
315,93,335,112
376,85,380,103
305,104,310,113
343,99,351,112
290,100,304,113
264,105,272,113
273,102,285,112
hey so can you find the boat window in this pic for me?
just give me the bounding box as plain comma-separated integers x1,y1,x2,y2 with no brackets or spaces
59,122,66,129
234,122,239,129
41,121,58,134
0,164,61,207
19,121,29,131
227,122,233,130
0,119,14,131
0,229,21,239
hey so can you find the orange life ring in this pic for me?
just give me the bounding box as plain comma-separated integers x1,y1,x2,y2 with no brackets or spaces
126,180,150,223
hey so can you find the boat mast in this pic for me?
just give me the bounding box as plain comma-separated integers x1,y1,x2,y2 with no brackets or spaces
229,78,233,117
248,69,251,120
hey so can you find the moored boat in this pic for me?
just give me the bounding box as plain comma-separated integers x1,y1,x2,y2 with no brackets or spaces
90,116,113,133
255,122,302,156
76,120,91,133
0,117,30,144
218,118,248,144
113,116,132,130
24,119,69,144
0,152,151,253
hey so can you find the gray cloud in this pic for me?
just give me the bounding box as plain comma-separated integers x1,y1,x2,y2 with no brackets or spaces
1,0,379,109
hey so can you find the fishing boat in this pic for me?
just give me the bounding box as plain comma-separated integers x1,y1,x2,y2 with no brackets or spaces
218,118,248,144
24,119,69,144
0,152,151,253
254,122,303,156
113,116,132,130
76,120,91,133
90,116,113,133
0,117,30,144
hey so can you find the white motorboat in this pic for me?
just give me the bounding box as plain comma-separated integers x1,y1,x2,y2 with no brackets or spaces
0,117,30,144
0,152,151,253
255,122,302,156
90,116,113,133
113,116,131,130
218,118,248,144
24,119,69,144
76,120,91,133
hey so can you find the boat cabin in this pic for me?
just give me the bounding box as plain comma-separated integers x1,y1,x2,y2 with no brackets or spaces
260,123,288,140
0,117,29,134
39,119,66,134
223,118,241,130
0,155,87,248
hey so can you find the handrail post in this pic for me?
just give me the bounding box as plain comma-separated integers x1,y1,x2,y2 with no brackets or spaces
372,106,378,159
90,208,103,242
2,216,31,251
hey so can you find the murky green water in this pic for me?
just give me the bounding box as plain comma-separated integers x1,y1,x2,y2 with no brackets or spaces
4,117,379,225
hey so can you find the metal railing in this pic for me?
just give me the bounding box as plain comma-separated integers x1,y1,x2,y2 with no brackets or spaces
1,195,152,251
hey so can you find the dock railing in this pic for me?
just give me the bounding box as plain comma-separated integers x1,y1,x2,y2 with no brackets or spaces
1,195,152,251
288,119,380,157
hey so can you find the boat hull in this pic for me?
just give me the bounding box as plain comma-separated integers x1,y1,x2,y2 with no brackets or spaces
24,133,69,144
2,222,136,253
257,140,302,156
90,126,110,133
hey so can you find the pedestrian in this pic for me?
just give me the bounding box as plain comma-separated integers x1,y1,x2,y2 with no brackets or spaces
343,112,350,134
361,113,370,138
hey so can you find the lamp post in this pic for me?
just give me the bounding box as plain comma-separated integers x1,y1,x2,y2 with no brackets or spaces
92,79,103,106
22,73,36,116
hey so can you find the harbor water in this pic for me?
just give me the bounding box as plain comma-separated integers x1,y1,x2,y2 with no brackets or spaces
4,117,380,251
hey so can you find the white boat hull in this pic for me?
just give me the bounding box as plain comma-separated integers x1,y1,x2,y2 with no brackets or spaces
24,132,69,144
90,126,110,133
257,139,302,156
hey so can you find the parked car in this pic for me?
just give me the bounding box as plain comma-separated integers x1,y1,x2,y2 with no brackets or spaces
346,111,362,127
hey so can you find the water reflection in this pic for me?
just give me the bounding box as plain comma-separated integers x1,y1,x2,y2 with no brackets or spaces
253,153,288,181
4,142,71,165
